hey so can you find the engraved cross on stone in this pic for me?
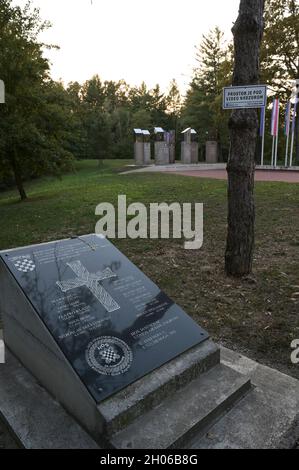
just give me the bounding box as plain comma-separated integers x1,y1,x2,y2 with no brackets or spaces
56,261,120,313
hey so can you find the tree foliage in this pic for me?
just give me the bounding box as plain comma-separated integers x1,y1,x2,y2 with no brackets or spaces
181,27,233,158
261,0,299,97
0,0,75,199
66,78,179,162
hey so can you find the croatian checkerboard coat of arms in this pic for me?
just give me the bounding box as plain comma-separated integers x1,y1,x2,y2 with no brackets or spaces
12,256,36,273
86,337,133,376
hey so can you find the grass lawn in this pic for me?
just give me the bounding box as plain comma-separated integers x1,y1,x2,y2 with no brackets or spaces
1,159,299,380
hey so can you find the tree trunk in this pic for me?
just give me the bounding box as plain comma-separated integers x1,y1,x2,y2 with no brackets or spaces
225,0,265,277
10,150,27,201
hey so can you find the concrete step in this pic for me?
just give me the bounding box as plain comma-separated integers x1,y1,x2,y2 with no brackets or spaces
99,340,220,437
187,347,299,449
110,363,251,449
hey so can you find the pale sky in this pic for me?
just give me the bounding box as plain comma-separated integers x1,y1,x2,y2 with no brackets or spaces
13,0,240,94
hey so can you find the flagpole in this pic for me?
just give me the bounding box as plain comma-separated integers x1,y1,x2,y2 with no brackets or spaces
290,100,297,167
284,102,291,168
260,107,265,166
270,99,277,168
271,136,275,166
274,99,280,168
285,133,290,167
290,131,295,167
274,134,279,168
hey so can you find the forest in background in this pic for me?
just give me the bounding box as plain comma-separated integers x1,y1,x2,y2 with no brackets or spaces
0,0,298,199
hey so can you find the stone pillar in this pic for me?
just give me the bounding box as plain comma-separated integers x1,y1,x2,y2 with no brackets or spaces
133,129,144,165
134,143,144,165
206,141,218,163
191,143,199,163
144,142,151,164
155,142,170,165
169,130,176,164
154,127,170,165
181,142,192,164
142,130,151,164
181,128,198,164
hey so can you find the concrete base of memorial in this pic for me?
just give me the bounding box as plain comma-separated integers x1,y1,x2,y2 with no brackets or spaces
181,142,199,164
144,143,151,164
206,141,218,163
0,350,99,449
169,144,175,164
1,345,298,449
181,142,192,164
134,142,144,165
155,142,170,165
191,143,199,163
0,257,106,444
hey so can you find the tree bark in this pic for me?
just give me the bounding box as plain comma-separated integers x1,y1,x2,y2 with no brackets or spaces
10,150,27,201
225,0,265,277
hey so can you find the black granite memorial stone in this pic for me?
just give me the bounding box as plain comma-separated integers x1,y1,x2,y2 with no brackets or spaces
0,235,208,402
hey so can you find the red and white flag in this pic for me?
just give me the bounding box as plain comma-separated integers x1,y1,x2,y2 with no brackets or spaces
271,98,280,136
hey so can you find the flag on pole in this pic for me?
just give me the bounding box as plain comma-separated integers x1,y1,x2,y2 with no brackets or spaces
284,101,292,167
260,106,266,166
271,98,279,136
270,98,280,167
260,106,265,137
284,101,291,136
291,98,298,134
289,98,298,167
